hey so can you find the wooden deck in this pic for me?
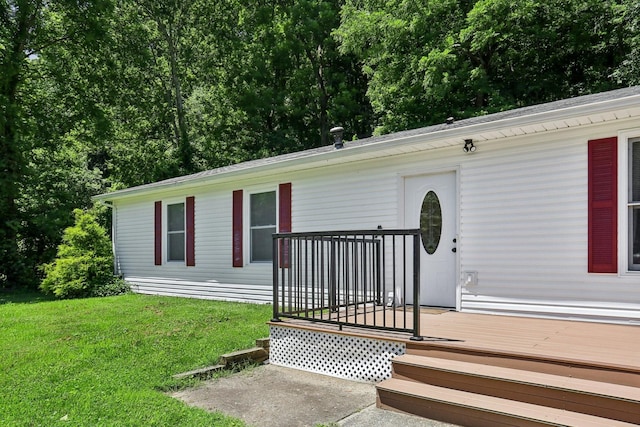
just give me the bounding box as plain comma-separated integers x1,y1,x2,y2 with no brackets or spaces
279,309,640,376
413,311,640,376
274,310,640,426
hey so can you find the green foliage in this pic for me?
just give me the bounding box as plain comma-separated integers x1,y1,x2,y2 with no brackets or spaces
612,0,640,85
228,0,374,151
336,0,470,133
40,208,121,299
337,0,632,133
0,293,270,425
90,277,131,297
1,0,113,288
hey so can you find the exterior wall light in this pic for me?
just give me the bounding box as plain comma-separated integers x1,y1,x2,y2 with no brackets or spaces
463,139,476,153
330,126,345,149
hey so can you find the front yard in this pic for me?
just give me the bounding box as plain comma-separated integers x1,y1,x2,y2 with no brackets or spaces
0,292,272,426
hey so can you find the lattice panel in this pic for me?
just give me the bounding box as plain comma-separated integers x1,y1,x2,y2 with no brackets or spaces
269,325,405,382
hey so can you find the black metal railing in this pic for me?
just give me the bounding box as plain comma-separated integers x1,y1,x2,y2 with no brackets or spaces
272,229,422,340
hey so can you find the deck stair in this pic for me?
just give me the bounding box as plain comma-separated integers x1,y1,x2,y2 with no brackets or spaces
376,345,640,426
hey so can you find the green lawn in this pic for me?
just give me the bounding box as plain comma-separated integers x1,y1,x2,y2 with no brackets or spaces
0,292,272,426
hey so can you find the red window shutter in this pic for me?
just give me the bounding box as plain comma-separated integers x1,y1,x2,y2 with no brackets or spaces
154,201,162,266
279,183,292,268
186,196,195,266
588,137,618,273
279,183,292,233
232,190,243,267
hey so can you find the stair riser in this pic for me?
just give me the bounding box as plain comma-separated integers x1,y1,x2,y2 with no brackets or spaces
405,344,640,388
377,389,550,427
392,363,640,424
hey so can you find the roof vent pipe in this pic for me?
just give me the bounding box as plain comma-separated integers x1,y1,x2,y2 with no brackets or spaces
330,126,345,149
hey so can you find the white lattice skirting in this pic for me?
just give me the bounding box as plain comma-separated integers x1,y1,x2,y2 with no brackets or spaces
269,325,406,382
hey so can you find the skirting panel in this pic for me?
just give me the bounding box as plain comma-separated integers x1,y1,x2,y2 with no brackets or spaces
269,325,405,382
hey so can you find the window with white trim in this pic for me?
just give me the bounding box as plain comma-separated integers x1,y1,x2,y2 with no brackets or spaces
167,202,185,262
628,137,640,270
250,191,276,262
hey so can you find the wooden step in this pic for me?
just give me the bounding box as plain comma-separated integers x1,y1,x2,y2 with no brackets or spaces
405,341,640,387
377,378,639,427
219,347,268,365
391,354,640,424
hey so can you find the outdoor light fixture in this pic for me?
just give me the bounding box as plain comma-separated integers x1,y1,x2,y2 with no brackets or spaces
330,126,345,149
463,139,476,153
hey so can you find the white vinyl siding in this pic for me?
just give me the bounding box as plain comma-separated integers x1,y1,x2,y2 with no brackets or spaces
109,116,640,321
458,127,639,322
291,163,399,232
113,191,276,302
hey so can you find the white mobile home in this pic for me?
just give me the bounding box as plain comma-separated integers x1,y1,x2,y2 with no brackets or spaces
94,86,640,324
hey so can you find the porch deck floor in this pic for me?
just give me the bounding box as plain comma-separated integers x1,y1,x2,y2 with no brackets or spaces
275,309,640,375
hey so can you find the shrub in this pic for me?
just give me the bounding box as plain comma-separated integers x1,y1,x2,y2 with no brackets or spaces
90,277,131,297
41,208,128,298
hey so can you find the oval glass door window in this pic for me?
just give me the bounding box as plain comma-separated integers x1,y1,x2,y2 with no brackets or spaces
420,191,442,255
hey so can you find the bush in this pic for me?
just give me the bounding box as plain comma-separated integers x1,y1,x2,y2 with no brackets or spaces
90,277,131,297
40,208,128,298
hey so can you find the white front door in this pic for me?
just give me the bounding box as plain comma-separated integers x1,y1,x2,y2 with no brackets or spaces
404,172,457,307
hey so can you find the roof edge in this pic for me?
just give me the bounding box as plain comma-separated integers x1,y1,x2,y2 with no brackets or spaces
94,87,640,202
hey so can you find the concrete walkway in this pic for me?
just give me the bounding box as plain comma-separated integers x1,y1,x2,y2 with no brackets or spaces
172,363,456,427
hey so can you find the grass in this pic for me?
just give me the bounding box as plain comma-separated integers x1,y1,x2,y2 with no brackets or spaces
0,291,273,426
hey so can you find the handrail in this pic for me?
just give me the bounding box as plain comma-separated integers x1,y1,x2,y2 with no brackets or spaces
272,229,423,340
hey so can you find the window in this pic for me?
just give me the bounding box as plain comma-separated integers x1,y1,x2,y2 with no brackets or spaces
167,202,185,261
420,190,442,255
232,184,291,268
250,191,276,262
629,138,640,270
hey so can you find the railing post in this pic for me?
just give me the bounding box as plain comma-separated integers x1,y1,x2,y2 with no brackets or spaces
375,239,381,305
271,235,281,322
329,237,337,312
410,231,423,341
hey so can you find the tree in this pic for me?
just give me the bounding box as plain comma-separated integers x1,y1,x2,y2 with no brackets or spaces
0,0,113,287
613,0,640,85
41,208,125,299
224,0,373,158
77,0,249,186
336,0,631,134
443,0,628,106
335,0,471,133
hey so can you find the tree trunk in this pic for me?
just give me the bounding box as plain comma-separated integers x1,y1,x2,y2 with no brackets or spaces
306,45,330,147
0,49,27,287
158,19,193,173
